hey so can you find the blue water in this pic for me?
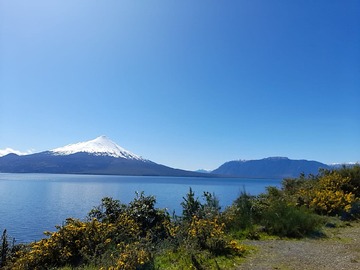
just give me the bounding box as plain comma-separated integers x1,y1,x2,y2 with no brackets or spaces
0,173,281,243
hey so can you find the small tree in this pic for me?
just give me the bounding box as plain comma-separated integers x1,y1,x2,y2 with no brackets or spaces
0,229,9,268
127,191,170,242
202,191,221,219
88,197,125,223
181,188,202,221
128,192,158,231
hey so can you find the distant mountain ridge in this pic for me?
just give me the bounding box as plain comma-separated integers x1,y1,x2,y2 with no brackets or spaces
0,136,205,177
0,137,352,178
212,157,330,178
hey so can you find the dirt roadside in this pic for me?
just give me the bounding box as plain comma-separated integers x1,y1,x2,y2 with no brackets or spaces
237,222,360,270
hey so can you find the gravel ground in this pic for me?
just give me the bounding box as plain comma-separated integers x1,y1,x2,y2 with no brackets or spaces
237,222,360,270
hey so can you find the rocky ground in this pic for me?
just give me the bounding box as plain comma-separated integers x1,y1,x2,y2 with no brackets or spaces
237,222,360,270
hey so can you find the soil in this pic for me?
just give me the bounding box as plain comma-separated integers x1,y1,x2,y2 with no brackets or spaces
237,222,360,270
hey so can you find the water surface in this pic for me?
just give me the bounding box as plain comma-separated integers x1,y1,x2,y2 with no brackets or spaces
0,173,281,243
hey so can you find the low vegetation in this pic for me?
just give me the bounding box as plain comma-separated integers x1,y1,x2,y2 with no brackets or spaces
0,165,359,269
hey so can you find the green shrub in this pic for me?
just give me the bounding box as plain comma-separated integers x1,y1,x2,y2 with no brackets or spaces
1,229,9,268
127,192,171,242
337,164,360,197
201,191,221,220
232,191,255,229
181,188,221,222
87,197,126,223
260,200,323,238
180,188,202,221
297,172,359,217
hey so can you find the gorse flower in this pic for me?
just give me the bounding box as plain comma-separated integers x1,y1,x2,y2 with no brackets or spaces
299,172,358,215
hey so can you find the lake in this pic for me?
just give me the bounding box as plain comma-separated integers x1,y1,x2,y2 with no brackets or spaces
0,173,282,243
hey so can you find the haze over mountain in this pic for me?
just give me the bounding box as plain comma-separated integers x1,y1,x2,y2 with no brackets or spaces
212,157,331,178
0,136,204,177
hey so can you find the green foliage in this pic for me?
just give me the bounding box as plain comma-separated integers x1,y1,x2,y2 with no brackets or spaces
154,213,246,269
224,187,323,238
169,189,246,268
201,191,221,219
0,229,23,269
337,164,360,197
260,200,323,238
10,218,120,269
127,191,169,240
87,197,125,223
181,188,221,222
8,193,166,269
9,166,360,269
307,172,357,216
284,170,360,217
1,229,9,268
282,174,317,197
154,246,245,270
181,187,202,221
232,191,255,229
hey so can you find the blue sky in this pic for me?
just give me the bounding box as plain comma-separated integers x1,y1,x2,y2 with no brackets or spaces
1,0,359,170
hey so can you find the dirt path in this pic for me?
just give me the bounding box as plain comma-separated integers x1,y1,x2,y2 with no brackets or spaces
237,222,360,270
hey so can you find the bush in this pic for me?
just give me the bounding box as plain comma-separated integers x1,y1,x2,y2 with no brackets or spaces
1,229,9,268
112,241,153,270
337,164,360,197
181,189,221,221
260,200,323,238
9,218,123,269
187,216,226,254
8,193,170,270
87,197,126,223
300,171,358,216
181,188,202,221
224,186,324,238
153,189,246,269
127,192,170,241
227,191,255,230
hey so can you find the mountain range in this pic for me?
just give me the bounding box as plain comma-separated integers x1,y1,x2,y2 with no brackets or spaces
212,157,330,178
0,136,205,177
0,136,349,178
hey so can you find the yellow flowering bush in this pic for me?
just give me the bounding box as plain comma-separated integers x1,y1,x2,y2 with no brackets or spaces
111,242,151,270
9,213,144,270
187,216,245,256
228,240,246,255
162,218,179,238
7,191,250,270
10,218,118,269
188,216,225,240
301,172,358,215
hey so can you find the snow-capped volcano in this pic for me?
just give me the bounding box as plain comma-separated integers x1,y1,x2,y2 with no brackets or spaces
51,136,144,160
0,136,205,176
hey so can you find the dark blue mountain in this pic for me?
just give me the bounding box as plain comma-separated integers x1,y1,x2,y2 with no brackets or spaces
212,157,330,178
0,151,207,177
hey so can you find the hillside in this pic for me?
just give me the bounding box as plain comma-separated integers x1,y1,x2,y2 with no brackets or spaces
0,136,205,177
212,157,330,178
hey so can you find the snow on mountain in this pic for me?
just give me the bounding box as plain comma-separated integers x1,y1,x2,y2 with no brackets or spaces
50,136,144,160
330,162,358,166
0,148,33,157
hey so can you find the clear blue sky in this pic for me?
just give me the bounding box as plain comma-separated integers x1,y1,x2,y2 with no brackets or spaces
1,0,359,170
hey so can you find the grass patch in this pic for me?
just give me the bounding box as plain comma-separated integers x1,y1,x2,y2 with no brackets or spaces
154,248,246,270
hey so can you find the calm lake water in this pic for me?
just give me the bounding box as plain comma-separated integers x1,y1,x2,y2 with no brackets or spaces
0,173,282,243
